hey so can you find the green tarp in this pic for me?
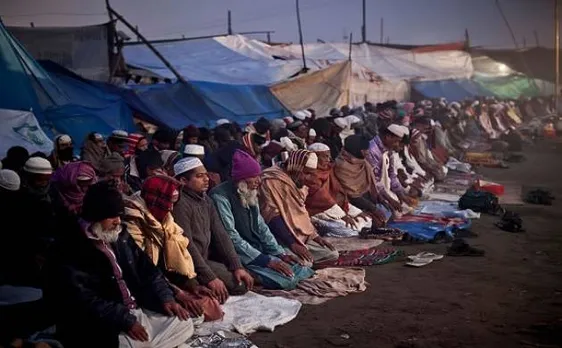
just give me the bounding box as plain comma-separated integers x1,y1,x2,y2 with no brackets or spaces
474,75,542,99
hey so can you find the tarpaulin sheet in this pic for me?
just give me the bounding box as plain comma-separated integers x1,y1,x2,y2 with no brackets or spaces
473,75,545,99
0,22,68,118
123,36,306,85
0,109,53,158
39,60,135,147
271,61,351,116
112,81,288,130
412,79,493,101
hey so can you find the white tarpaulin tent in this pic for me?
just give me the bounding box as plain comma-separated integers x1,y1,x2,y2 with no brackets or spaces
0,109,53,157
124,35,473,85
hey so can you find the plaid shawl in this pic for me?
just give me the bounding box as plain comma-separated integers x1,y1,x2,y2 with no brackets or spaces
141,175,180,222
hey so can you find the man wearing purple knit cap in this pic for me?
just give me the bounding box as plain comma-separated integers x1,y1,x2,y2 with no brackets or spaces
210,150,314,290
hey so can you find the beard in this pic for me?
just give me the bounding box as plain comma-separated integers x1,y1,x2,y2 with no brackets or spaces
91,222,123,243
58,147,74,161
237,181,259,209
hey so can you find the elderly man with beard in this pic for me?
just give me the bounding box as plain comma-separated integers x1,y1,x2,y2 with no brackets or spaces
210,150,314,290
46,181,193,348
172,157,254,304
259,150,339,266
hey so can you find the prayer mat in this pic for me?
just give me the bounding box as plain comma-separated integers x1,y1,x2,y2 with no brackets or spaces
324,237,383,251
314,247,404,268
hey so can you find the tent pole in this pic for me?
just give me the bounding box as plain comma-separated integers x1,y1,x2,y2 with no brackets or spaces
295,0,307,70
554,0,561,112
361,0,366,43
107,6,187,83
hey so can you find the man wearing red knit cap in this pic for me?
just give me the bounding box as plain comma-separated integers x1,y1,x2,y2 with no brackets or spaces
210,150,314,290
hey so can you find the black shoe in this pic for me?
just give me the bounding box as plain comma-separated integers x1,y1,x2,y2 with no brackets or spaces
495,210,525,233
447,238,485,257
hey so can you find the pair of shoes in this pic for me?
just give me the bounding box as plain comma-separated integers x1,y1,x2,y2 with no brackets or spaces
405,252,444,267
525,189,555,205
495,211,525,233
446,238,485,257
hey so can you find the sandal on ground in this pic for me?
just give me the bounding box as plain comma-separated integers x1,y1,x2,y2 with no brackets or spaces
407,252,444,262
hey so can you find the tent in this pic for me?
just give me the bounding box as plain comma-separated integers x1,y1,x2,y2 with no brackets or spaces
473,75,554,99
271,61,352,116
0,22,135,149
411,79,493,101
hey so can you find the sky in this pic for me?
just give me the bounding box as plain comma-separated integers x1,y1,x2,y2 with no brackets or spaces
0,0,557,48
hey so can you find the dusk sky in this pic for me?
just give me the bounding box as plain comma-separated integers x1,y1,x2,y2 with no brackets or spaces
0,0,556,48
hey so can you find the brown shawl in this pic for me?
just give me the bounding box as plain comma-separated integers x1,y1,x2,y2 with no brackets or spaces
305,164,349,216
259,166,317,244
333,150,378,200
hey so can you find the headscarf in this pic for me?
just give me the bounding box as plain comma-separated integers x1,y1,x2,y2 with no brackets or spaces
99,153,125,176
81,134,107,171
126,133,146,157
160,150,180,169
141,175,180,222
51,161,97,214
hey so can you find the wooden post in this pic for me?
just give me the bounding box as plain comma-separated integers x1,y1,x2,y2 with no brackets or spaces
107,6,187,83
361,0,366,43
228,10,232,35
295,0,307,70
495,0,519,48
533,30,540,47
380,17,384,44
555,0,560,110
348,32,353,60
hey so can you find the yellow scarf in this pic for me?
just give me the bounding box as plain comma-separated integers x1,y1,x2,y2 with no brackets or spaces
124,193,196,278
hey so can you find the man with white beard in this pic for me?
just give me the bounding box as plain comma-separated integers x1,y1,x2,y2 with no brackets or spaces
46,181,194,348
210,150,314,290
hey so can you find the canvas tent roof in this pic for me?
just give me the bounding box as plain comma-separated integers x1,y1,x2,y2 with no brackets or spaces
411,79,493,101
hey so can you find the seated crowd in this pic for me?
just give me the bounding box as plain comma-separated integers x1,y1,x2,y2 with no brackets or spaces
0,95,541,347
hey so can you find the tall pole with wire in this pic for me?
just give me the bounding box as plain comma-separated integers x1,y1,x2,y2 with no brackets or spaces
296,0,307,70
361,0,366,43
554,0,561,112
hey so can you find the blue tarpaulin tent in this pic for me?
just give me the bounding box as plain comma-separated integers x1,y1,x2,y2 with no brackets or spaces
99,81,289,130
0,22,134,149
412,79,494,101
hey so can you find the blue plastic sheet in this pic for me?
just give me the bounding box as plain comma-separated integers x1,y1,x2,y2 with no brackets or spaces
412,79,494,101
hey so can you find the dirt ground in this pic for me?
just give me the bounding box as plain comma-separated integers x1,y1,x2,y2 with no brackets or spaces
251,140,562,348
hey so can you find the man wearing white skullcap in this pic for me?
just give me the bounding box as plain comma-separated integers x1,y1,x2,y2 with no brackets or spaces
367,124,417,215
216,119,230,126
49,134,76,170
183,144,205,159
306,143,373,235
0,169,20,191
173,156,252,301
293,110,308,121
259,149,339,266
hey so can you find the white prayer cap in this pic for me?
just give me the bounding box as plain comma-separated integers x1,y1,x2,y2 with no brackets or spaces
216,119,230,126
0,169,20,191
57,134,72,144
283,116,294,124
334,117,347,129
345,115,361,125
111,130,129,139
304,152,318,169
183,144,205,156
294,110,308,121
429,119,436,127
280,137,298,152
94,133,104,140
472,100,480,107
387,124,408,138
509,101,515,107
174,157,204,177
308,143,331,152
448,102,461,110
24,157,53,175
308,128,317,137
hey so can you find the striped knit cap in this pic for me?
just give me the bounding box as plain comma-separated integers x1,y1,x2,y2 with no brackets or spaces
285,149,313,174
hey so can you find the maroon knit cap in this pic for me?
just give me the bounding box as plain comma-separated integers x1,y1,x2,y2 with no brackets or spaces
231,149,261,182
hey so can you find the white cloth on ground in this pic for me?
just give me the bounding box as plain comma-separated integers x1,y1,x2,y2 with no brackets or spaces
195,292,301,336
118,309,194,348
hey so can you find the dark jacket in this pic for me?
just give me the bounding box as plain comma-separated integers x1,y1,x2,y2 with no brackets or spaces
45,223,174,348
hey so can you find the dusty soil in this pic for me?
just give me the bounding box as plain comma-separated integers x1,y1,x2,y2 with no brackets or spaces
251,140,562,348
